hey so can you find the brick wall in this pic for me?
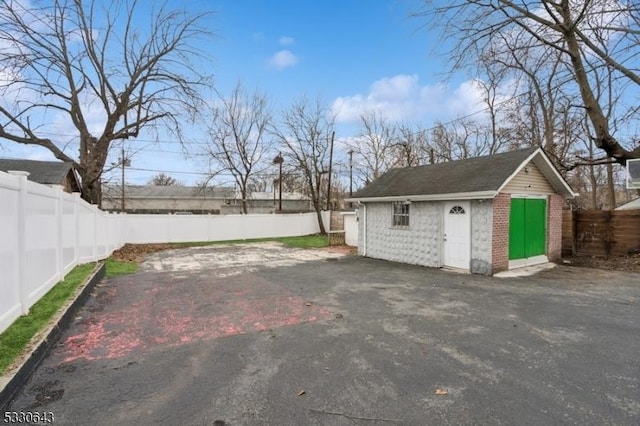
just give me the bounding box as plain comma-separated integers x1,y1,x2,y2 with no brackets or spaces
547,194,564,261
492,193,511,273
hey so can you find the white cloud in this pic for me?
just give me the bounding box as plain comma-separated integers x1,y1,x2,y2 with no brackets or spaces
267,50,299,70
279,36,294,46
331,74,487,123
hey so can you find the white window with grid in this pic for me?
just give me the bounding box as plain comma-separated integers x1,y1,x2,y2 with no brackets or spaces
392,201,410,227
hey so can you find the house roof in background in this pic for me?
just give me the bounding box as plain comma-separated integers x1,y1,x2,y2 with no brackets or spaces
350,147,576,201
248,191,310,200
102,185,311,200
615,197,640,210
0,158,77,185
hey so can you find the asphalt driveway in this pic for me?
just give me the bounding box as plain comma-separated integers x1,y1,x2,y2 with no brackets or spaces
7,243,640,425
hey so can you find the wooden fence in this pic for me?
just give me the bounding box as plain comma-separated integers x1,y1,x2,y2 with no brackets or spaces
562,210,640,257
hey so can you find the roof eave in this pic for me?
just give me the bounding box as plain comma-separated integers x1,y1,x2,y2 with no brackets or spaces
347,190,498,203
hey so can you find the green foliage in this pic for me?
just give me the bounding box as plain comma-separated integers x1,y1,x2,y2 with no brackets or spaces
273,234,329,248
0,263,95,374
105,258,138,277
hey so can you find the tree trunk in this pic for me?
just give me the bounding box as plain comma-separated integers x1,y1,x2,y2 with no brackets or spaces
589,164,598,209
78,135,110,206
606,162,616,210
81,165,104,206
314,201,326,235
561,4,630,164
241,186,248,214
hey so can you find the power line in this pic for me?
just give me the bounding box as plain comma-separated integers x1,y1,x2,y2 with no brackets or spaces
1,80,585,157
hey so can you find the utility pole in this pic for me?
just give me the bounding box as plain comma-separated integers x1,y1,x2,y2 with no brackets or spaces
121,146,125,212
120,146,130,212
326,131,335,210
273,152,284,212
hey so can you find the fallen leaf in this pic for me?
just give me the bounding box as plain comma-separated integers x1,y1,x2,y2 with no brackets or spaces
435,389,448,396
298,390,306,396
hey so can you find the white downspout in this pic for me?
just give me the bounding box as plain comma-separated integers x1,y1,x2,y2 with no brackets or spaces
363,203,367,256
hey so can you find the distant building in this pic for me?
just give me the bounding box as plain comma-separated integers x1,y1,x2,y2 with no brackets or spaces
0,158,81,194
101,185,312,214
615,197,640,210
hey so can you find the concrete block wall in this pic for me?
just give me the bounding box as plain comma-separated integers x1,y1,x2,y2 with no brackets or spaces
547,194,564,261
470,200,493,275
491,193,511,273
360,202,441,268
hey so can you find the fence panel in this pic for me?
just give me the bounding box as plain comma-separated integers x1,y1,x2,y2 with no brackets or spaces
77,201,97,263
62,193,78,274
24,181,60,306
610,210,640,255
562,209,640,256
168,215,209,242
0,173,21,333
0,171,125,333
124,212,323,244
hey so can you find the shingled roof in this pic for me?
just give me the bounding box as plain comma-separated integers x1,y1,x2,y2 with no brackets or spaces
0,158,78,186
351,147,575,201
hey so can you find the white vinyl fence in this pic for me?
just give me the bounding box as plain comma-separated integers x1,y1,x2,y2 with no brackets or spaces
0,171,326,333
122,211,326,244
0,172,126,333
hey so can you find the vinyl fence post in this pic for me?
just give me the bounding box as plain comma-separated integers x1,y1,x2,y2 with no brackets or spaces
56,187,64,282
17,174,29,314
74,193,81,266
93,204,98,261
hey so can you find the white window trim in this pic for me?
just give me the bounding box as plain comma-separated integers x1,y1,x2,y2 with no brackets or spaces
391,201,410,228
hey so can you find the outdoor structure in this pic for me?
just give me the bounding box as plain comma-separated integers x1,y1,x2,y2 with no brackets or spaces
349,147,577,275
101,185,313,214
0,158,81,194
615,197,640,210
102,185,234,213
220,191,313,215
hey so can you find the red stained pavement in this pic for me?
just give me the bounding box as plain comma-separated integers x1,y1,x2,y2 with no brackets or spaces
59,272,330,363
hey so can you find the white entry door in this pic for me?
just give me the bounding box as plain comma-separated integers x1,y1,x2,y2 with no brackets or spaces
443,201,471,270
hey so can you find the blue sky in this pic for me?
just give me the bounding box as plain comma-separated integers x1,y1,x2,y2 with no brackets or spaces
1,0,489,186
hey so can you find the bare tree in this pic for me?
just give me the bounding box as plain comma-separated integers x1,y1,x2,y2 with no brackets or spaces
0,0,212,204
415,0,640,164
148,173,179,186
430,120,489,162
347,111,399,185
273,96,334,234
205,83,272,214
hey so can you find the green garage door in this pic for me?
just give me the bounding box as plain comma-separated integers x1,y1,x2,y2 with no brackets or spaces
509,198,546,260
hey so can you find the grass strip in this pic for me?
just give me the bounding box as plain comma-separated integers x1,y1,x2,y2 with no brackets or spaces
169,234,330,250
0,263,95,374
105,258,138,277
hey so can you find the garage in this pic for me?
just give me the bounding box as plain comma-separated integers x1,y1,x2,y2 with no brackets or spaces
509,197,548,267
349,147,577,275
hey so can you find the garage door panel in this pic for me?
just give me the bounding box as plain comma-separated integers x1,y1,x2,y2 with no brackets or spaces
509,198,546,261
525,198,546,258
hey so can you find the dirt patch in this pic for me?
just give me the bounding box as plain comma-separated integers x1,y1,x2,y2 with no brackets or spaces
563,253,640,273
112,242,356,264
111,243,183,263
